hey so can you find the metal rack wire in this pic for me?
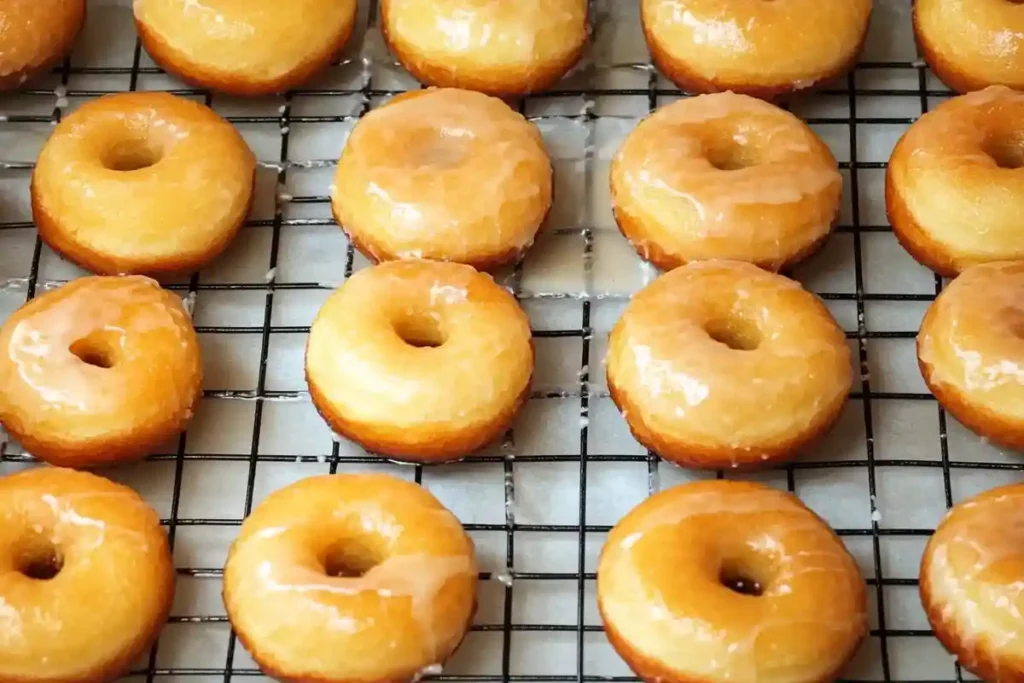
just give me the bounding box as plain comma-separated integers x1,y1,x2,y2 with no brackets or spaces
1,1,1018,681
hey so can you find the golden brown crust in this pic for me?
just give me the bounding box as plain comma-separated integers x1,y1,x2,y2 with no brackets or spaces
911,1,1013,95
0,0,86,92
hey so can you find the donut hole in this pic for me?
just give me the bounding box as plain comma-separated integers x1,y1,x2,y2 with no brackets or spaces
393,313,446,349
703,135,758,171
322,539,383,579
70,330,123,369
983,132,1024,170
704,316,762,351
16,538,63,581
719,561,764,597
102,137,164,172
408,128,473,170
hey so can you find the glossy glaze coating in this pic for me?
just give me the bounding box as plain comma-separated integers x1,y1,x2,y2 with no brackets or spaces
921,483,1024,681
0,276,203,468
886,87,1024,276
0,467,175,683
598,480,867,683
224,473,477,683
0,0,85,90
641,0,872,99
606,261,851,469
333,89,552,270
914,0,1024,93
610,93,842,272
306,260,533,462
32,92,255,277
134,0,357,96
918,262,1024,451
381,0,587,96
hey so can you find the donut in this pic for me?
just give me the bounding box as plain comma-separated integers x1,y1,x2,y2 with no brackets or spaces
0,467,175,683
0,0,85,91
886,86,1024,276
920,482,1024,681
332,88,552,270
610,92,842,272
914,0,1024,93
917,261,1024,451
134,0,358,96
640,0,872,99
597,479,868,683
380,0,587,96
223,473,477,683
605,260,852,469
0,276,203,468
31,92,255,278
306,260,533,462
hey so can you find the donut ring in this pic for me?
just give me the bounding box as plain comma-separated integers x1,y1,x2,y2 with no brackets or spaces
641,0,872,99
224,473,477,683
610,92,842,272
597,480,868,683
333,89,552,270
886,86,1024,276
0,0,85,90
921,482,1024,681
380,0,588,96
306,260,533,462
0,276,203,468
606,260,852,469
917,261,1024,451
0,467,175,683
134,0,358,96
32,92,255,278
914,0,1024,94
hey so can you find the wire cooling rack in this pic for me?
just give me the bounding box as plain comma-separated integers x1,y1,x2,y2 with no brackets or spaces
1,1,1019,681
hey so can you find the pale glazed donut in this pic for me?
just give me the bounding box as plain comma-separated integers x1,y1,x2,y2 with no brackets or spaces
914,0,1024,93
610,92,842,272
606,261,851,469
332,89,552,270
0,276,202,468
641,0,872,99
0,0,85,90
381,0,587,96
306,260,533,462
598,480,868,683
223,473,477,683
921,482,1024,681
917,262,1024,451
32,92,255,278
0,467,175,683
134,0,358,96
886,86,1024,276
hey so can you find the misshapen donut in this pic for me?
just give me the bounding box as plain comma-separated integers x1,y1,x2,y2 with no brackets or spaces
224,473,477,683
598,480,867,683
0,467,175,683
32,92,255,277
0,0,85,90
0,276,202,468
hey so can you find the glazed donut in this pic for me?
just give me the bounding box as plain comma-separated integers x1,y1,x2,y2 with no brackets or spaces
332,88,552,270
0,467,175,683
32,92,255,278
921,482,1024,681
0,276,202,468
917,261,1024,451
224,473,477,683
606,260,851,469
914,0,1024,93
0,0,85,90
610,92,842,272
641,0,872,99
598,480,867,683
886,86,1024,276
380,0,587,96
306,260,533,462
134,0,358,96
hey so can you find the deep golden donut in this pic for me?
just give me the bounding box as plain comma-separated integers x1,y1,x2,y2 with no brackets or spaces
0,276,203,468
0,0,85,90
306,260,533,463
224,473,477,683
606,261,851,469
610,92,842,272
598,480,868,683
0,467,175,683
918,262,1024,451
